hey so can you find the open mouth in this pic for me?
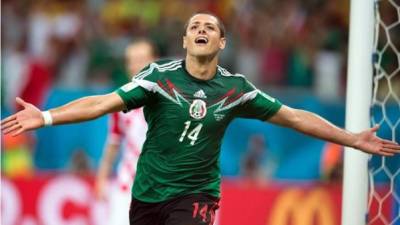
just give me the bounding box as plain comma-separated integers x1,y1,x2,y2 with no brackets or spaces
195,37,208,45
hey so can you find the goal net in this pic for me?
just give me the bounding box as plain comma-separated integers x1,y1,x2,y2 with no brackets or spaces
368,0,400,224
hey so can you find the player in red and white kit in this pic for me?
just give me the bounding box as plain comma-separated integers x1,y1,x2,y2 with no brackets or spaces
94,39,157,225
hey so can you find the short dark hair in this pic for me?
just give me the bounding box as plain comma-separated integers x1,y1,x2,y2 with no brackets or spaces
183,12,226,38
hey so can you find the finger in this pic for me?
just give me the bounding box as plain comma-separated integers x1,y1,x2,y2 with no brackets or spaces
3,124,21,134
382,148,400,154
11,127,25,137
370,125,380,132
16,97,29,108
382,143,400,150
378,151,394,157
11,128,24,137
3,123,22,134
382,139,399,145
1,115,17,125
1,120,18,130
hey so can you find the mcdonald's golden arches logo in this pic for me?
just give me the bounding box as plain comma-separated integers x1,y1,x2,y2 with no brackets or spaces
268,188,336,225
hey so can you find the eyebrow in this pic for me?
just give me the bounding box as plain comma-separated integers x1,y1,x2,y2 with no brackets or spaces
190,21,217,27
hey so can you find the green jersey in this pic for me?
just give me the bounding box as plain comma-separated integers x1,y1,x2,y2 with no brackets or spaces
116,59,282,203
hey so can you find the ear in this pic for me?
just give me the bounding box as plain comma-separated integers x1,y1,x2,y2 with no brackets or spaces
183,36,187,49
219,37,226,50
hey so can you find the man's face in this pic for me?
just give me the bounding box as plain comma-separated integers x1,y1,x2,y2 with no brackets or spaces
183,14,226,57
126,42,155,77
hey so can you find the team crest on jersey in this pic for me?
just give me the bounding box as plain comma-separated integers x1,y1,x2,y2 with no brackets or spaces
189,99,207,119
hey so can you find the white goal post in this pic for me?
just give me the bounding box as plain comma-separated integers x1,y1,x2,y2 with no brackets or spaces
342,0,375,225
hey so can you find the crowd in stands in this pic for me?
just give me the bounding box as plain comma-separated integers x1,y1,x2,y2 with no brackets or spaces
2,0,351,107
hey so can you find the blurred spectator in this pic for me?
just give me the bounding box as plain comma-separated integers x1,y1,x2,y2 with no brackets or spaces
2,0,29,112
70,149,92,176
314,50,343,101
320,142,343,182
2,46,29,112
259,36,289,86
259,0,304,86
241,135,276,182
18,37,58,109
1,134,34,178
313,1,347,101
286,12,317,87
94,39,157,225
236,43,261,84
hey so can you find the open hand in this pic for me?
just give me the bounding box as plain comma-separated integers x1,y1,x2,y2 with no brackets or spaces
1,98,44,136
353,125,400,156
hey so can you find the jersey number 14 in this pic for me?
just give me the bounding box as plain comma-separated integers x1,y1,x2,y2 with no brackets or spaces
179,121,203,145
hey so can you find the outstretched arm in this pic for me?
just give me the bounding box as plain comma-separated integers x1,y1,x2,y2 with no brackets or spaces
1,93,125,136
267,105,400,156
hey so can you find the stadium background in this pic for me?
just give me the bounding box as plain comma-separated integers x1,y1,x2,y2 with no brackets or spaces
1,0,399,225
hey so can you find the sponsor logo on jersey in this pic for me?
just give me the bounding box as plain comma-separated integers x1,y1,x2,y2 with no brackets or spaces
194,89,207,99
189,99,207,119
214,113,225,121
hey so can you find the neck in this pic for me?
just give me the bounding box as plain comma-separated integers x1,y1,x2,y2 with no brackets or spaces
185,54,219,80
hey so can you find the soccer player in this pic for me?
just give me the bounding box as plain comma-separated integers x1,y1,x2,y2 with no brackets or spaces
2,12,400,225
94,39,157,225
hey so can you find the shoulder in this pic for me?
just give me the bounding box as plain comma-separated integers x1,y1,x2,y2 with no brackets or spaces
217,65,248,83
217,65,259,92
135,59,183,80
217,65,245,78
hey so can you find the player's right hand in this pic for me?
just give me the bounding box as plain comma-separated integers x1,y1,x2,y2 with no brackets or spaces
1,97,44,136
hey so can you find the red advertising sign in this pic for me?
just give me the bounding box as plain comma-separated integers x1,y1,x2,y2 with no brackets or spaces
219,179,342,225
2,174,107,225
1,175,393,225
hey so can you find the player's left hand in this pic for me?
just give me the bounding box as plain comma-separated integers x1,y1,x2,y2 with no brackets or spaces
353,125,400,156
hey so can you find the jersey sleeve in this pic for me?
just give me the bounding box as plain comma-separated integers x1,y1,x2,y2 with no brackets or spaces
115,63,159,111
235,78,282,120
